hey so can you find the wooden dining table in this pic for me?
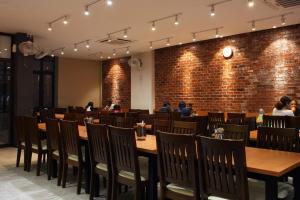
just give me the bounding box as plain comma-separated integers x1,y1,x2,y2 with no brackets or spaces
38,123,300,200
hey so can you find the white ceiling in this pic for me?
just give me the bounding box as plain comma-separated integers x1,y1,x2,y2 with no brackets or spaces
0,0,299,60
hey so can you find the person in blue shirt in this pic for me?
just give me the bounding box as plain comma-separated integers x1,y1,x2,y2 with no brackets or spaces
175,101,191,117
159,101,172,112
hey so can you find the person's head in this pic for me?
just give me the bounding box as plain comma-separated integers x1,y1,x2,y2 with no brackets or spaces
275,96,292,110
86,101,93,108
163,101,170,107
113,104,121,111
178,101,186,109
291,99,298,112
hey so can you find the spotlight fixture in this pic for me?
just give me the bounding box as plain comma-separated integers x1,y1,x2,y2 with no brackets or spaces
192,33,196,41
113,49,116,56
251,21,256,31
106,0,113,6
126,47,130,54
61,49,65,55
123,29,128,38
281,15,286,25
63,16,68,25
210,4,215,16
149,42,153,49
51,53,55,57
100,55,104,59
48,23,52,31
84,6,90,16
215,28,219,38
74,44,78,52
151,21,156,31
248,0,254,7
107,56,111,59
273,25,277,29
166,38,170,46
107,34,112,42
178,42,182,45
4,49,7,51
85,41,90,48
174,15,179,26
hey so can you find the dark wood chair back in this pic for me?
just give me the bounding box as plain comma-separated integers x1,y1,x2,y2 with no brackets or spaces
196,136,249,200
170,111,181,121
100,115,114,125
227,113,246,125
75,106,85,114
108,126,141,182
45,118,61,153
68,106,76,113
288,116,300,131
153,119,171,134
40,109,55,122
24,116,41,147
138,114,154,125
64,113,85,125
220,124,249,144
126,112,139,128
85,111,99,119
257,127,299,152
129,109,150,115
262,115,288,128
172,121,197,135
15,116,26,143
181,116,209,136
60,120,83,161
86,123,110,167
156,131,199,199
109,112,125,118
55,107,67,114
154,111,170,120
114,117,127,128
208,112,225,134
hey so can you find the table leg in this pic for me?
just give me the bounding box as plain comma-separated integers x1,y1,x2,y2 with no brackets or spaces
265,176,278,200
84,142,91,194
147,154,158,200
293,168,300,200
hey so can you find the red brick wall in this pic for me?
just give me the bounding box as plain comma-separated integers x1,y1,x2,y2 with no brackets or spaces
102,57,131,109
155,24,300,113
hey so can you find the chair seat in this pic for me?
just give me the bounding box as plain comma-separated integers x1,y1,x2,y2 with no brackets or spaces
68,153,85,162
118,170,147,181
53,150,60,157
166,183,194,197
21,142,25,147
32,140,47,150
96,163,108,171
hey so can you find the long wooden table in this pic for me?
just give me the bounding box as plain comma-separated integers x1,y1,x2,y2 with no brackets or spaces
38,123,300,200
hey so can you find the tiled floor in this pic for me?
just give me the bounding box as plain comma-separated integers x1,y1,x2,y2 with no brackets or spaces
0,147,295,200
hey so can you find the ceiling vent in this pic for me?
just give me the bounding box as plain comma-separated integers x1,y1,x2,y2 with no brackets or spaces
261,0,300,9
99,37,133,45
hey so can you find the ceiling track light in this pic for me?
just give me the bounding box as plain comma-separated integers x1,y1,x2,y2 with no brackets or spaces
174,15,179,26
210,4,215,16
123,29,128,38
248,0,254,8
84,6,90,16
149,42,153,49
61,48,65,55
251,20,256,31
63,16,68,25
47,15,70,31
107,0,113,6
192,33,196,41
113,49,116,56
166,38,171,46
48,23,52,31
281,15,286,25
149,13,182,31
126,47,130,54
215,28,219,38
151,21,156,31
85,40,90,48
107,34,112,42
74,44,78,52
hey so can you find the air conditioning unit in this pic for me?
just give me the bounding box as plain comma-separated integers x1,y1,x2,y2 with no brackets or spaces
261,0,300,9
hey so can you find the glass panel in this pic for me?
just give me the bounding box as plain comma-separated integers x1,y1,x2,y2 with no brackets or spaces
0,35,11,59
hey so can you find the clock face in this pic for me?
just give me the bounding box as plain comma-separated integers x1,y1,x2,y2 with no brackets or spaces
223,46,233,58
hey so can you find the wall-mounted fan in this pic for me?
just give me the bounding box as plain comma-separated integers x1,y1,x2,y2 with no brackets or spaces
18,41,48,59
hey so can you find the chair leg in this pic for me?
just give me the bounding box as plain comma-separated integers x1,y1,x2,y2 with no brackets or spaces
77,165,83,194
107,176,112,200
42,153,46,164
57,159,63,186
95,174,100,197
62,162,68,188
103,177,107,188
27,151,32,172
112,181,119,200
89,171,95,200
36,152,42,176
47,153,52,180
16,146,21,167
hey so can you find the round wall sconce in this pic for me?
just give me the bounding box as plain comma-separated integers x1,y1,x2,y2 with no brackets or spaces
223,46,233,59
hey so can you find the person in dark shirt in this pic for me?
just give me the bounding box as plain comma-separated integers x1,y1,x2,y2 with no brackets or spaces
291,99,300,116
175,101,191,117
159,101,172,112
85,101,94,111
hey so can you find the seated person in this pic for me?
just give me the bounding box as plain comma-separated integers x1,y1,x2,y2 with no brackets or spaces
85,101,94,111
272,96,294,116
113,104,121,113
103,99,115,111
175,101,191,117
159,101,172,112
291,99,300,116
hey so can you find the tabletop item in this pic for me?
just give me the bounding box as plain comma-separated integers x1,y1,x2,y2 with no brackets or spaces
213,127,224,139
136,121,146,140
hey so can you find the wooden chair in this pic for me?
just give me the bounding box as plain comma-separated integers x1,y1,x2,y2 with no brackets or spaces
75,106,85,114
46,118,63,185
154,111,170,120
153,119,171,134
171,121,197,135
24,116,48,175
170,111,181,121
227,112,246,125
108,126,148,200
100,115,114,125
114,116,127,128
196,136,249,200
64,113,85,125
60,120,84,194
86,123,112,200
257,127,299,152
288,116,300,131
181,116,209,136
156,131,199,200
15,116,28,171
68,106,76,113
208,112,225,134
220,124,249,145
39,108,55,123
129,109,150,115
262,115,288,128
55,107,67,114
126,112,140,128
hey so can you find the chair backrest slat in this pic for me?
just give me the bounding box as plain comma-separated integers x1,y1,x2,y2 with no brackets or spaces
257,127,299,152
220,124,249,145
153,119,171,134
227,113,246,125
45,118,61,152
24,116,40,147
172,120,197,135
181,116,209,136
100,115,114,125
208,112,225,134
262,115,288,128
196,136,249,200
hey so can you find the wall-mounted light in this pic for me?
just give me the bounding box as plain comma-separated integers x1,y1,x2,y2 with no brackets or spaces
223,46,233,59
